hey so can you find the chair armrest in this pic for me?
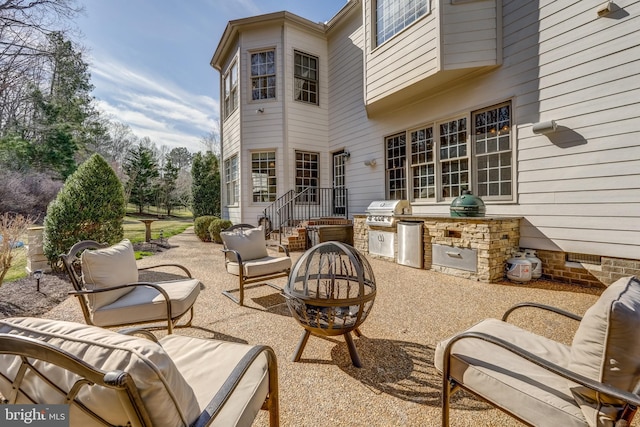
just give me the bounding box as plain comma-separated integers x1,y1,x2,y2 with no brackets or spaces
138,263,193,278
221,248,244,265
192,345,278,427
117,328,160,342
442,330,640,408
268,243,289,257
501,302,583,323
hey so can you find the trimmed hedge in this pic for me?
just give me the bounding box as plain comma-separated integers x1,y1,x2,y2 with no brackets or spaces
209,218,232,244
194,216,218,242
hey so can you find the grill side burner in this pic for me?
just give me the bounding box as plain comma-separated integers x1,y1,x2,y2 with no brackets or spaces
365,200,410,227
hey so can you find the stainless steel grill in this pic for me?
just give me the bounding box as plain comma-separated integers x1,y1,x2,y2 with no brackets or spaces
365,200,410,227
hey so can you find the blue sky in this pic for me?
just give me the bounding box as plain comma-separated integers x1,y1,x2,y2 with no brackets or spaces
76,0,348,152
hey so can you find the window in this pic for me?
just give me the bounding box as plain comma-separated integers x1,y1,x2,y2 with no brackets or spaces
473,103,512,198
251,50,276,100
376,0,430,46
251,151,276,203
410,126,435,199
294,51,318,105
224,155,238,206
223,61,238,119
390,101,514,203
385,133,406,200
440,118,468,199
295,151,319,203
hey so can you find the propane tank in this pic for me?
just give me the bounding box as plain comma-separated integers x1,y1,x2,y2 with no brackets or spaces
524,249,542,279
506,252,532,283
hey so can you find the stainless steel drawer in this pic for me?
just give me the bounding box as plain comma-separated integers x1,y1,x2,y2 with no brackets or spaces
432,244,477,272
368,230,395,259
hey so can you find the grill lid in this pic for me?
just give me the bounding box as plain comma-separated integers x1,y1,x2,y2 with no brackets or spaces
365,200,410,227
365,200,410,215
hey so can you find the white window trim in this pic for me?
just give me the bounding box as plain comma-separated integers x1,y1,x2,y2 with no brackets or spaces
224,155,239,207
250,151,277,204
293,50,319,106
250,49,276,101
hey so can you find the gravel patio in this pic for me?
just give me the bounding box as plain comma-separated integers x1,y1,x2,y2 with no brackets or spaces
42,228,606,427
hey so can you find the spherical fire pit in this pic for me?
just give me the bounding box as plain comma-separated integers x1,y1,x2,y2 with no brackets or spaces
284,242,376,367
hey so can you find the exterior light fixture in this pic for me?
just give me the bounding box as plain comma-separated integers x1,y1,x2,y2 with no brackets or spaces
342,150,351,159
532,120,557,135
256,108,264,113
33,269,43,292
597,1,616,17
364,159,376,166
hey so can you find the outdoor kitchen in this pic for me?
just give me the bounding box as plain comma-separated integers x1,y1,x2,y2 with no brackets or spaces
354,197,521,283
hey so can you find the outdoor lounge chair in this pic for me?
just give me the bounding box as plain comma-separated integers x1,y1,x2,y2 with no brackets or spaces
434,276,640,427
60,239,201,334
220,224,291,306
0,316,279,426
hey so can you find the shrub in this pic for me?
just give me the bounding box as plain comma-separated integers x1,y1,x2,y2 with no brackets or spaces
209,218,232,244
43,154,125,266
194,216,218,242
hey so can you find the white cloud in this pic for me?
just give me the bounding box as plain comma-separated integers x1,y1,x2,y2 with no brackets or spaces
88,55,218,152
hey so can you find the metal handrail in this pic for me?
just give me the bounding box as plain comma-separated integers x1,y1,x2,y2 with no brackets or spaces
262,187,348,244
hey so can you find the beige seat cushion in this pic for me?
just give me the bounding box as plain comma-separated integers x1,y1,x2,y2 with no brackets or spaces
91,278,201,327
0,317,201,427
160,334,270,427
81,239,138,309
435,318,586,427
569,276,640,427
221,227,268,262
226,256,291,278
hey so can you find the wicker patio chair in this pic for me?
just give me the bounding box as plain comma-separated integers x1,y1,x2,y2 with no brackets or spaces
435,276,640,427
0,317,279,426
220,224,291,306
60,239,201,333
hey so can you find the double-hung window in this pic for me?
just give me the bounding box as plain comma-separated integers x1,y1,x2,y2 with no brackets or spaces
473,102,512,198
410,127,435,200
251,50,276,100
439,118,469,199
223,61,238,119
385,133,407,200
294,51,318,105
376,0,430,46
251,151,276,203
295,151,319,203
224,155,238,206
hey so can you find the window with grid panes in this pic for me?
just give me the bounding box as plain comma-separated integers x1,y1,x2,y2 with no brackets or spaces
223,61,238,119
251,152,276,203
439,118,468,199
473,102,512,198
385,133,406,200
376,0,430,46
294,51,318,105
295,151,319,203
224,155,238,206
410,126,435,199
251,50,276,100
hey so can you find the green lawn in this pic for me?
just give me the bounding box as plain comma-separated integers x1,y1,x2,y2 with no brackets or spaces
4,212,194,282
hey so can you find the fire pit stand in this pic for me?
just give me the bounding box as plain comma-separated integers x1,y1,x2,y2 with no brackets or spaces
284,242,376,368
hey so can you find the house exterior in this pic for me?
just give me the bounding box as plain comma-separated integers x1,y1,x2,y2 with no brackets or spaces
211,0,640,286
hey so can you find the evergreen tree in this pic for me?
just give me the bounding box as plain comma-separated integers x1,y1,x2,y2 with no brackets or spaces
159,156,179,216
191,151,220,218
123,144,159,213
43,154,125,265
